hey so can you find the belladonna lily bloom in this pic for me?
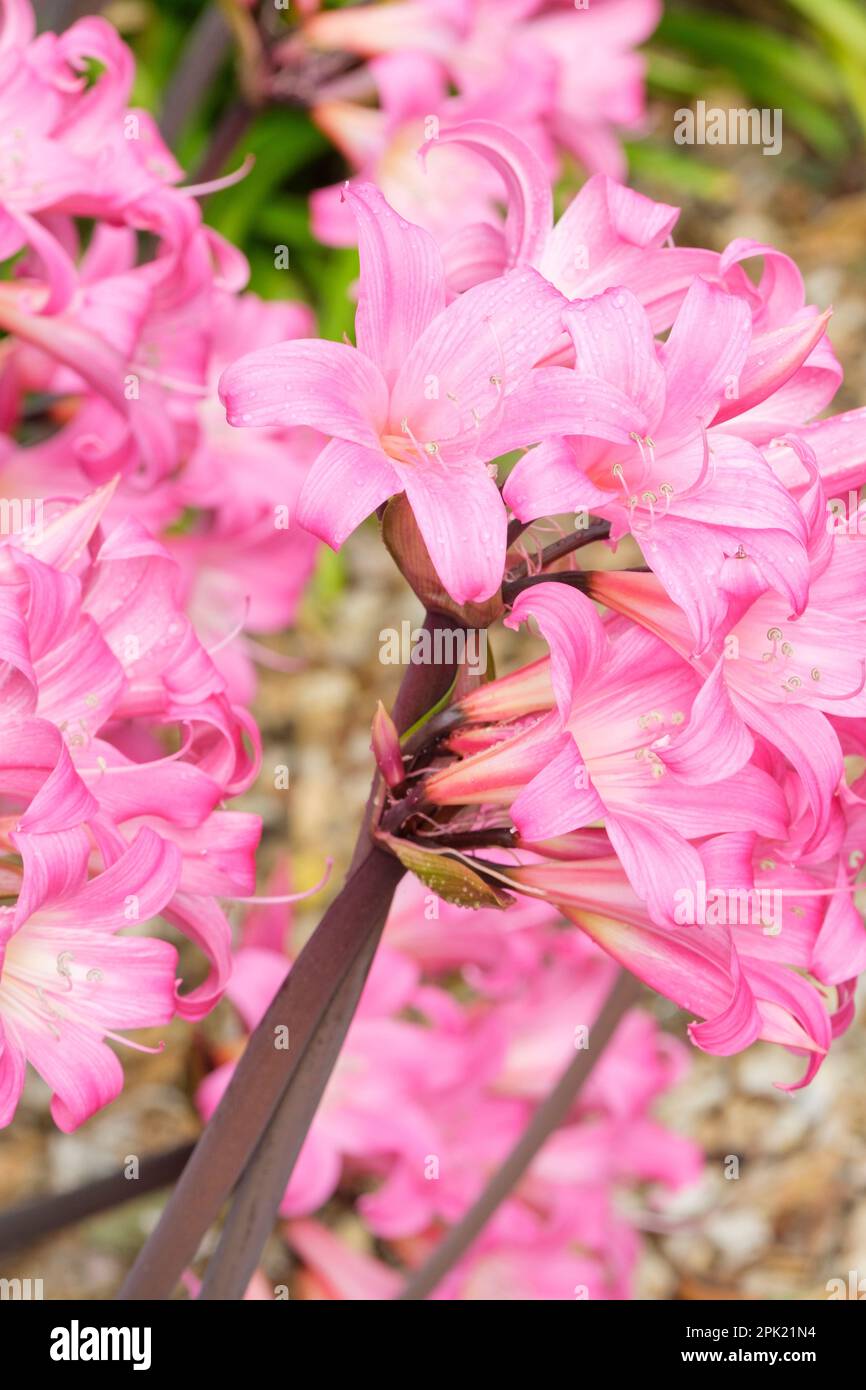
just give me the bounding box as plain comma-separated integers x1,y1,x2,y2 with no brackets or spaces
588,459,866,861
500,279,830,651
425,583,787,925
219,184,643,605
0,213,318,698
0,0,321,703
0,829,181,1131
309,59,554,255
0,0,220,312
417,118,845,417
0,488,265,1127
502,833,865,1089
359,892,700,1253
302,0,660,181
166,289,321,704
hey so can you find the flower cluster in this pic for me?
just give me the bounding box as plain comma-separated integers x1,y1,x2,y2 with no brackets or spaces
0,0,318,702
0,487,261,1130
298,0,659,247
223,121,866,1084
198,871,701,1300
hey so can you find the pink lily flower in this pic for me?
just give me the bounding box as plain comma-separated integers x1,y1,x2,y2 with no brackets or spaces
281,911,699,1298
505,833,865,1088
0,218,316,697
304,0,660,180
765,407,866,499
360,935,699,1249
0,0,200,311
418,119,842,396
220,184,641,604
501,280,827,649
0,488,264,1080
197,942,455,1216
0,827,181,1131
589,479,866,859
426,583,787,924
168,290,320,702
310,57,554,257
196,865,701,1280
287,1214,630,1301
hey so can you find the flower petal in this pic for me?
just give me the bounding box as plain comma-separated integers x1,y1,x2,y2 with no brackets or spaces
345,183,446,389
423,121,554,269
505,582,609,720
399,455,506,603
563,288,666,428
389,267,567,457
658,277,752,441
510,734,605,839
220,339,389,448
296,437,400,549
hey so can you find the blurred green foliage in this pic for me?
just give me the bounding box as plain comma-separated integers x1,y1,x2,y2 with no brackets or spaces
652,0,865,169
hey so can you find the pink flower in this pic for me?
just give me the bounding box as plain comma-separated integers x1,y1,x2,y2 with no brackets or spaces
197,942,451,1216
417,119,840,358
0,829,181,1131
500,281,829,650
166,290,320,701
426,583,785,924
310,62,554,256
0,0,198,311
361,896,699,1249
0,1,320,700
303,0,660,181
589,469,866,861
0,234,317,698
0,488,265,1128
286,1212,633,1300
506,836,863,1088
221,184,641,604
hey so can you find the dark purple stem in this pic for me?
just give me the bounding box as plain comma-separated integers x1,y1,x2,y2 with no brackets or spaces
120,612,461,1300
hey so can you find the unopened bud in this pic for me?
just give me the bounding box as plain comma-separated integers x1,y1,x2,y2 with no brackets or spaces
371,700,404,788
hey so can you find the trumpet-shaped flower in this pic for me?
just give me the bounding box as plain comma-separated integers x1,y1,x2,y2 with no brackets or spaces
426,583,786,924
503,834,864,1088
589,494,866,858
220,184,642,604
501,280,827,649
0,489,264,1128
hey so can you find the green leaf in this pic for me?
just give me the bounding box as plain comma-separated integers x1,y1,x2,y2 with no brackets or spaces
308,246,359,344
657,10,838,102
310,544,346,607
786,0,866,59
